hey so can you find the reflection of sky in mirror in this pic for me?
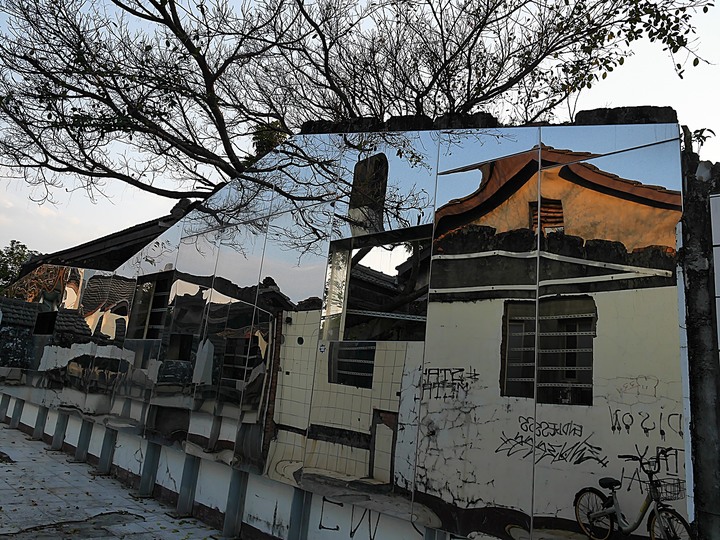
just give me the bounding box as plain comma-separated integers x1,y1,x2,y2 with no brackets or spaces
436,149,540,209
261,207,332,303
547,139,682,191
175,232,220,278
381,131,439,227
334,131,439,237
114,221,182,278
540,123,680,158
213,223,266,286
356,244,412,276
439,128,540,174
436,128,540,208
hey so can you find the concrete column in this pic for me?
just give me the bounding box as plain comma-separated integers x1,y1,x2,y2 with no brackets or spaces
97,428,117,475
32,406,49,440
51,413,69,450
425,528,449,540
288,487,312,540
0,394,10,423
221,468,249,539
72,419,94,462
175,454,201,517
9,399,24,429
137,441,162,497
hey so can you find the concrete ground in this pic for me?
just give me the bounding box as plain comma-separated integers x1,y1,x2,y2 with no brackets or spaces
0,425,220,539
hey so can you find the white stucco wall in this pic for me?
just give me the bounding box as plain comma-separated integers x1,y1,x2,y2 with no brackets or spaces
155,445,185,493
113,431,145,476
305,493,424,540
194,459,230,512
243,473,295,538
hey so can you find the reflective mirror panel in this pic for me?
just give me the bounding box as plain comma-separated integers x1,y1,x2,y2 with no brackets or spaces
436,127,543,209
153,230,221,405
332,131,439,240
0,125,690,540
539,123,680,158
115,221,183,280
197,224,265,401
219,135,340,228
263,204,334,486
531,137,685,535
411,128,541,535
322,226,432,343
300,132,439,522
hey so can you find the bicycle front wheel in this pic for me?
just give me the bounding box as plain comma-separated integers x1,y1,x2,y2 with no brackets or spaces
574,487,615,540
649,508,693,540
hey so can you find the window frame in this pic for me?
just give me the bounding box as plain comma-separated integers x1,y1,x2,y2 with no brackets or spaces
501,297,596,406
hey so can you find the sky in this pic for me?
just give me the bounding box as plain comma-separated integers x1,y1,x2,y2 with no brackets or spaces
1,6,719,255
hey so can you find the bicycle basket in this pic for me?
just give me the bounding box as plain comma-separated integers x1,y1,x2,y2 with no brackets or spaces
650,478,686,501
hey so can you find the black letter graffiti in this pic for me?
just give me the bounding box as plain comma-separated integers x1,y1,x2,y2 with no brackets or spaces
319,497,343,531
608,407,683,441
495,431,608,468
421,367,479,400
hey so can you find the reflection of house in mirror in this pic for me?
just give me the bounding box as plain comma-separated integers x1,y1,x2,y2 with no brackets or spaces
0,113,692,539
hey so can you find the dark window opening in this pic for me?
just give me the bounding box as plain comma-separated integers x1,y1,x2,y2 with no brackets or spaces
223,336,263,382
329,341,376,389
166,333,194,362
33,311,58,335
501,296,595,405
127,272,172,340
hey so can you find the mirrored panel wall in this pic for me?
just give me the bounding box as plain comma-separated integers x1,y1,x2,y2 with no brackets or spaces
0,123,686,540
532,131,685,537
301,131,439,523
191,216,269,463
412,129,541,536
183,136,341,475
106,222,184,430
261,203,335,485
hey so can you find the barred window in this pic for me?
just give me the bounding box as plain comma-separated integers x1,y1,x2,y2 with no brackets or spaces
529,198,564,234
501,297,596,405
329,341,376,389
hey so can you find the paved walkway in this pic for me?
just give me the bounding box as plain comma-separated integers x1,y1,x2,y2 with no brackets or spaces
0,426,220,539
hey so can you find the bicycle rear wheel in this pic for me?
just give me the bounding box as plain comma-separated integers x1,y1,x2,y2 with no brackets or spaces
649,508,692,540
574,487,615,540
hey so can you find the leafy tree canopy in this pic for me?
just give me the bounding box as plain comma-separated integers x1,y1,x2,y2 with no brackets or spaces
0,240,38,294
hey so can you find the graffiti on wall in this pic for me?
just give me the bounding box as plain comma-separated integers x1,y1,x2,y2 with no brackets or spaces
608,407,683,440
421,367,480,400
318,496,422,539
616,375,660,398
495,416,608,467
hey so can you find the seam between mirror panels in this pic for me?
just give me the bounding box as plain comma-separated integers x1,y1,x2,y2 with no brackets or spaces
530,126,543,540
408,129,443,530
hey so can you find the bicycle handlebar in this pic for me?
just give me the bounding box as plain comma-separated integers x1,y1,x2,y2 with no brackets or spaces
617,447,674,475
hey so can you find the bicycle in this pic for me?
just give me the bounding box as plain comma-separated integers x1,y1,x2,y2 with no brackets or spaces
573,447,693,540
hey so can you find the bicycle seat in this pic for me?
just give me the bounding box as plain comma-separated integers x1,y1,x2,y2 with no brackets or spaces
599,477,621,490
